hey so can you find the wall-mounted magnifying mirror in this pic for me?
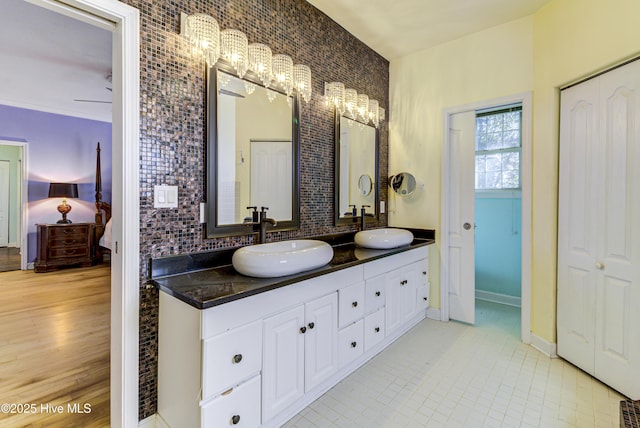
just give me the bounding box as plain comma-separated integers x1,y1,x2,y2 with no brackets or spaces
358,174,373,196
389,172,416,197
206,64,300,237
335,113,379,225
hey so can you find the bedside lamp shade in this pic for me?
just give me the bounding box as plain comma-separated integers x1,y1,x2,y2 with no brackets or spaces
48,182,79,224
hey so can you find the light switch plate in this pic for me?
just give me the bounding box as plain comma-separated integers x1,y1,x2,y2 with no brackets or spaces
154,185,178,208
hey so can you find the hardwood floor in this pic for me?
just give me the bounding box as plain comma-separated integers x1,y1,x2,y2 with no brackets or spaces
0,247,21,272
0,266,110,427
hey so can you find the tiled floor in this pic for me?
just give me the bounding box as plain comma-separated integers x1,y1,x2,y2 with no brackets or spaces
284,300,623,428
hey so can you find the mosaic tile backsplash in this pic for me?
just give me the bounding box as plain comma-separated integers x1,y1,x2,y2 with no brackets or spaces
120,0,389,419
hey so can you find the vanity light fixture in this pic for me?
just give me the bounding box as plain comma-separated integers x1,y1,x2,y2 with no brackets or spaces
248,43,272,87
183,13,220,67
220,29,249,78
272,54,294,96
324,81,345,114
181,12,313,102
368,99,379,127
344,88,358,119
357,93,369,122
293,64,312,103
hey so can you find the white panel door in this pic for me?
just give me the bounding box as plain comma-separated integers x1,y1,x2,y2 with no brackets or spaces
251,141,292,220
593,61,640,399
447,111,476,324
557,78,599,374
0,161,9,247
262,305,305,422
304,293,338,392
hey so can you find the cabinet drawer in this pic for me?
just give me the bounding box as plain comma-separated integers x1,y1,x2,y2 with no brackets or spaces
365,276,385,314
364,308,385,352
338,281,365,328
202,320,262,398
201,375,261,428
48,246,90,259
49,236,88,248
338,319,364,368
48,225,90,237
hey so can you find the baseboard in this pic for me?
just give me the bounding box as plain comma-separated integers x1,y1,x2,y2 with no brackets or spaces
426,307,440,320
139,414,157,428
530,332,557,358
476,290,521,307
27,262,34,270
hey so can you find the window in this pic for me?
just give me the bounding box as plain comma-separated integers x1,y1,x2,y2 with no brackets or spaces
475,105,522,190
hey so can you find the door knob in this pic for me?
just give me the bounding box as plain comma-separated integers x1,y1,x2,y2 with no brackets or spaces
596,262,605,270
463,222,471,230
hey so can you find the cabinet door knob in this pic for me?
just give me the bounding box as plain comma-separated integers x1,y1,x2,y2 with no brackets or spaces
299,326,307,334
375,291,381,297
400,280,408,285
596,262,605,270
422,271,427,275
375,327,380,333
423,297,428,301
232,354,243,364
231,414,241,425
352,301,358,307
351,341,357,348
308,322,315,329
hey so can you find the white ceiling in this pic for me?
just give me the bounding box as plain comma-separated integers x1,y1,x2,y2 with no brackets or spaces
307,0,552,60
0,0,112,123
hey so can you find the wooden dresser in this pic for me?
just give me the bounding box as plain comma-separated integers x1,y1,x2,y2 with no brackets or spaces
35,223,96,273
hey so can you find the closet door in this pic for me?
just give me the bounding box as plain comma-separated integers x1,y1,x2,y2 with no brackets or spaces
557,78,600,375
593,61,640,399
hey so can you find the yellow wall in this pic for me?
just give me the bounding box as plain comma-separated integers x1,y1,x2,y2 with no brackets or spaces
389,16,534,315
389,0,640,343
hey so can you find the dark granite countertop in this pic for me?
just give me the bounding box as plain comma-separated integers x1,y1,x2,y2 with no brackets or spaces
149,228,435,310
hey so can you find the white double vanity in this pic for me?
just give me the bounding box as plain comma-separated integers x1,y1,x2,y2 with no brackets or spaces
153,232,433,428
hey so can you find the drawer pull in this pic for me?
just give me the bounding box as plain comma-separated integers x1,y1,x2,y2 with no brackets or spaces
375,291,381,297
232,354,243,364
299,326,307,334
374,327,380,333
422,271,427,275
231,414,241,425
351,341,357,348
308,322,315,329
352,301,358,308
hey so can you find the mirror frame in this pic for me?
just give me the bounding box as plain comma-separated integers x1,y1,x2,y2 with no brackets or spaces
205,63,301,237
334,111,380,226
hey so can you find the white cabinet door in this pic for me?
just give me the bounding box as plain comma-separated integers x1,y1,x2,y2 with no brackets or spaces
385,264,419,335
262,306,305,422
304,293,338,391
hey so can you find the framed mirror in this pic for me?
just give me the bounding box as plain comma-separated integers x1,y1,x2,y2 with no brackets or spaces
206,64,300,237
335,113,379,225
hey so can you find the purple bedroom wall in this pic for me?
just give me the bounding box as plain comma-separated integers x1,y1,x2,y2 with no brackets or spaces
0,104,112,263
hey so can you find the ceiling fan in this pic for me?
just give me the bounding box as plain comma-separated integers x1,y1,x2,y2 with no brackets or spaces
73,72,112,104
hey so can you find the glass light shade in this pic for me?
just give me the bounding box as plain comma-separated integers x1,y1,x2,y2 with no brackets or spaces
344,89,358,119
293,64,312,103
248,43,272,87
220,29,249,78
272,54,294,95
368,99,379,127
324,82,345,114
184,13,220,67
379,106,386,122
357,94,369,122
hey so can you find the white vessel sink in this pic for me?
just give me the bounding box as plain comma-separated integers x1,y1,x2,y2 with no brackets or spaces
232,240,334,278
354,228,414,249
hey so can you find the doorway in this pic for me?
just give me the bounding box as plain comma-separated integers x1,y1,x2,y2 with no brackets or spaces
441,92,532,343
0,141,27,271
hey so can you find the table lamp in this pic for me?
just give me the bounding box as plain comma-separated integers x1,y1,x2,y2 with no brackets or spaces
48,182,79,224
